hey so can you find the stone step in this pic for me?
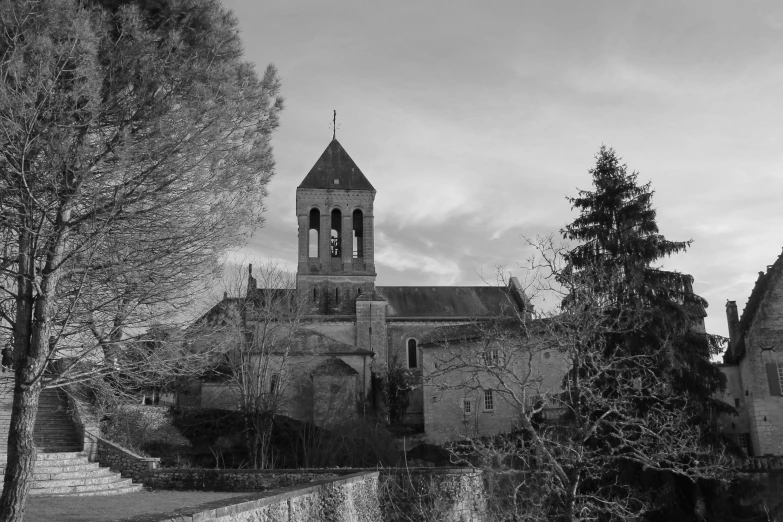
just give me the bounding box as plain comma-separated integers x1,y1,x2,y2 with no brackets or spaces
30,468,114,481
39,482,144,497
1,462,100,474
29,472,127,489
0,451,85,461
28,477,137,496
0,451,143,497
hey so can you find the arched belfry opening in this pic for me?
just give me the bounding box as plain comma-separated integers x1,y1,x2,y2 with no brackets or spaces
330,209,342,258
352,209,363,258
309,208,320,258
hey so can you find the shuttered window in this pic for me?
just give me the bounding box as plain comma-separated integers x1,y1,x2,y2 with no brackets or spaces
766,363,782,396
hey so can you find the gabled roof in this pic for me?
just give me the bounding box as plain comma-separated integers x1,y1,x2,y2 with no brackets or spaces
311,357,359,377
726,248,783,363
289,328,360,355
378,284,526,318
298,139,374,191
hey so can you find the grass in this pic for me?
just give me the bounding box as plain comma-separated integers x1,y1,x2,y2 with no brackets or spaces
24,489,273,522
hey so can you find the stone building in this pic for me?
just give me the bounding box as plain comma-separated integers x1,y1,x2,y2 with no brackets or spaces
718,249,783,457
194,138,538,441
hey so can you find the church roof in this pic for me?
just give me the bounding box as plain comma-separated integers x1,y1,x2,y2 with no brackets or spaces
289,328,360,355
311,357,359,376
378,285,524,318
298,139,375,191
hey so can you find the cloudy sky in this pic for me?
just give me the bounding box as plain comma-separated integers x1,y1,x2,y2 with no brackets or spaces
221,0,783,342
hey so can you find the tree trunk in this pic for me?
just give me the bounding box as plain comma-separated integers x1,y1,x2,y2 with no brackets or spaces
0,369,41,522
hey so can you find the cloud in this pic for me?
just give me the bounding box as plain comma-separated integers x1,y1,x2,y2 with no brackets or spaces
375,231,461,285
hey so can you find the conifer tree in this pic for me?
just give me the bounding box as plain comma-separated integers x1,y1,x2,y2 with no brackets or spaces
561,146,738,519
562,146,726,410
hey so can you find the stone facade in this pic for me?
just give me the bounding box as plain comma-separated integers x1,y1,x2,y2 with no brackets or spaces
719,249,783,457
421,331,569,443
189,138,530,442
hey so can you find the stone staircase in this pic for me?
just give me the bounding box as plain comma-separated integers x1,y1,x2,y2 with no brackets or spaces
33,387,82,452
0,452,142,496
0,377,143,496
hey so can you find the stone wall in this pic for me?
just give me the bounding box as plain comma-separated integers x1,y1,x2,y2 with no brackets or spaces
92,435,160,482
160,471,381,522
380,468,485,522
148,468,345,492
143,465,483,521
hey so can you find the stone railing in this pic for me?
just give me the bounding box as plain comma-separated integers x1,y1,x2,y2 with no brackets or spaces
61,387,100,459
87,433,160,483
159,471,381,522
740,456,783,472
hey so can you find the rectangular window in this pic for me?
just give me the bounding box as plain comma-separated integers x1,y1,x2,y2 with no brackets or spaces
462,399,472,414
270,374,279,395
483,390,494,412
734,398,740,408
738,433,751,456
766,362,783,396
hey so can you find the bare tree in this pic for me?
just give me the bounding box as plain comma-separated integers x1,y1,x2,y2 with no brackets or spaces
196,261,311,469
427,237,737,521
0,0,282,517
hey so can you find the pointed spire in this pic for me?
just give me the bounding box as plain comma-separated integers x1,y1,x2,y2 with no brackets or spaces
298,139,375,191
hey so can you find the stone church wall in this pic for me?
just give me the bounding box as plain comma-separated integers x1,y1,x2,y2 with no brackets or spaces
740,268,783,456
386,323,447,426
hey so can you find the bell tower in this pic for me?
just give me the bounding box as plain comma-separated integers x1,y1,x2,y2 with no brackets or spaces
296,139,377,314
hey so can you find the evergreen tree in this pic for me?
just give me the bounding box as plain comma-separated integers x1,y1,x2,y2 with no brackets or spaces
561,146,744,520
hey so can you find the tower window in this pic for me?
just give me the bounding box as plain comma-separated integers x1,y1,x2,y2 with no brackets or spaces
308,208,320,258
352,209,364,258
331,209,342,258
335,288,339,306
407,339,417,369
313,288,317,302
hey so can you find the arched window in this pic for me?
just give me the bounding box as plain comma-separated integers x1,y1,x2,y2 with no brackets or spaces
357,287,362,296
330,209,342,258
308,208,320,258
352,209,363,258
407,339,418,369
335,287,339,306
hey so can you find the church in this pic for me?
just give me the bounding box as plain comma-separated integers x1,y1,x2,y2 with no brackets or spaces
192,138,533,441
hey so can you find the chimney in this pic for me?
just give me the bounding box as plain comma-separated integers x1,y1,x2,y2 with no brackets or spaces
725,300,739,360
247,264,257,296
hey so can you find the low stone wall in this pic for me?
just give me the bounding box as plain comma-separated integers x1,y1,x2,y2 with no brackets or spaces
380,468,485,522
148,467,484,522
148,469,345,492
160,471,381,522
91,434,160,483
